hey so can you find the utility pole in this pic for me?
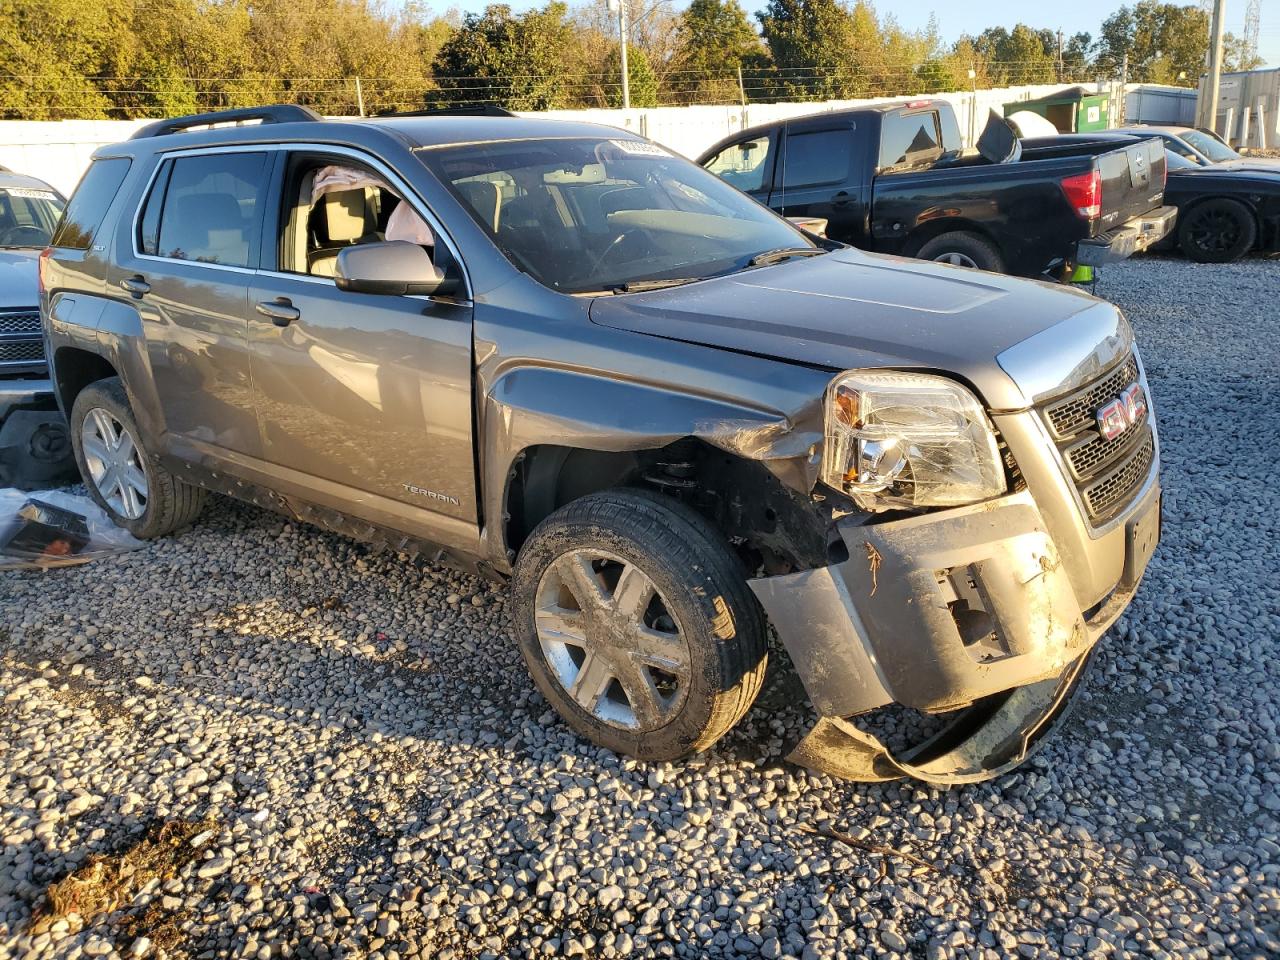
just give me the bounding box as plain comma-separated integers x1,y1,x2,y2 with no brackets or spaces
1057,30,1065,82
1120,52,1128,125
355,77,365,117
1201,0,1227,132
610,0,631,109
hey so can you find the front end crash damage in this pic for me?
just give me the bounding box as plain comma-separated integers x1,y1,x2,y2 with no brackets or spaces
750,487,1159,784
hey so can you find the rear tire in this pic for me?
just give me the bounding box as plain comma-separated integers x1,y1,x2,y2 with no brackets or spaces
1178,198,1257,263
512,488,768,762
916,231,1005,273
70,378,206,539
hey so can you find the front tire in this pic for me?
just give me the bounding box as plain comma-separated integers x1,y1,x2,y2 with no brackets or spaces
512,489,768,761
70,378,206,539
1178,198,1257,263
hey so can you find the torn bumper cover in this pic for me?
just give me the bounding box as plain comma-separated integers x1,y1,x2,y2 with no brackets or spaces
749,484,1160,784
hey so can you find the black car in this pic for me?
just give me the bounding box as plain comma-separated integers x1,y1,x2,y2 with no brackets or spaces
1162,149,1280,262
697,99,1174,280
1026,132,1280,263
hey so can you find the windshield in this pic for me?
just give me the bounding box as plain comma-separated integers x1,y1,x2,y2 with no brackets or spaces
1165,149,1199,171
0,186,65,248
1181,130,1240,163
419,137,815,294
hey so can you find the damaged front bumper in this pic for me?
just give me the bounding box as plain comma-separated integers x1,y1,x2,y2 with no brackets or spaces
750,480,1161,784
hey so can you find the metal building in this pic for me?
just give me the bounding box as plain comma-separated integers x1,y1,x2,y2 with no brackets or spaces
1198,67,1280,148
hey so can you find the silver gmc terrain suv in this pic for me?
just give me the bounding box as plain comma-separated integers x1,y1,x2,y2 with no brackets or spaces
40,106,1161,783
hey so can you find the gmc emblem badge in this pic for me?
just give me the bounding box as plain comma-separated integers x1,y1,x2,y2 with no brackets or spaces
1096,383,1147,441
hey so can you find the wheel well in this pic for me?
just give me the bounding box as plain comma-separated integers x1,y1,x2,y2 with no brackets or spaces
903,219,1003,260
53,348,118,413
504,439,838,574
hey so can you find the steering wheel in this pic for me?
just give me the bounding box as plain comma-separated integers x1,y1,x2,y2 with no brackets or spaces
0,226,50,247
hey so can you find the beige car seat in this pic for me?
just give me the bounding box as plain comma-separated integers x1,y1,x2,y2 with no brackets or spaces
309,188,375,276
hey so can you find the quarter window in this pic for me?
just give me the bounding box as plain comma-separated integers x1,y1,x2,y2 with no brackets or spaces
141,152,268,268
781,130,851,189
51,157,131,251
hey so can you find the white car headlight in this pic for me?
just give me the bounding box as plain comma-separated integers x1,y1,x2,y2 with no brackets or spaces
821,370,1007,512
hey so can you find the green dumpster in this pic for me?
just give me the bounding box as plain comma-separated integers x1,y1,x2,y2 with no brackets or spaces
1004,86,1112,133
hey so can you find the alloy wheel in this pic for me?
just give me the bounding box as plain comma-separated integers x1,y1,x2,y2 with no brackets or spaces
81,407,148,520
1187,209,1241,254
933,251,979,268
534,549,691,731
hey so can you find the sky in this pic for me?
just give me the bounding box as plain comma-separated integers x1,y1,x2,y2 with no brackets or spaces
403,0,1280,69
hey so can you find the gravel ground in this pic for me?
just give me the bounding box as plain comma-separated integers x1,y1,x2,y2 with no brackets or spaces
2,257,1278,960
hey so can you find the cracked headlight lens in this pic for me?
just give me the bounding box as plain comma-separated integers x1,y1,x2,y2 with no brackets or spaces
822,370,1006,512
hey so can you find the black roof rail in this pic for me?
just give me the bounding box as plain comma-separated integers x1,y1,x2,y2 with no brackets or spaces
130,104,323,140
371,105,518,119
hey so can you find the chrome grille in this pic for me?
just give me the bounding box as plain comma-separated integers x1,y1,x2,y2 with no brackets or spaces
0,310,40,335
1064,423,1151,481
1044,355,1140,439
1083,435,1155,519
0,339,44,364
1039,351,1154,524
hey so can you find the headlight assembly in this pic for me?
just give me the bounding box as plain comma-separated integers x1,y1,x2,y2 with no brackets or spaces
821,370,1006,512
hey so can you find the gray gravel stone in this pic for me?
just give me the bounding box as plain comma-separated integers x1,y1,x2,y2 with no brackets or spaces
0,258,1275,959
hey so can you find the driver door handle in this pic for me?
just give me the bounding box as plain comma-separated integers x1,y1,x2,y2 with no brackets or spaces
255,298,300,327
119,275,150,297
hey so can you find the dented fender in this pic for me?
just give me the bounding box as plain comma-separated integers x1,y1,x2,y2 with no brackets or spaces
479,356,828,568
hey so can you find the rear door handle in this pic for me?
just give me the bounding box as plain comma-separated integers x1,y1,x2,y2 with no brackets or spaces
119,276,150,297
255,298,300,327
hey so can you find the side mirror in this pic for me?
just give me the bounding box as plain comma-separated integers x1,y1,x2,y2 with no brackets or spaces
334,241,459,297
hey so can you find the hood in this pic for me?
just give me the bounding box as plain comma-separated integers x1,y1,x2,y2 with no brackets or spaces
1212,158,1280,176
0,249,41,309
589,248,1120,410
1174,163,1280,185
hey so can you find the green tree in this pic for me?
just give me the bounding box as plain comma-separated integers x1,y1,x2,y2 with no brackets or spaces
757,0,859,100
432,3,577,110
1222,32,1264,73
1063,32,1094,80
757,0,931,101
671,0,761,103
603,45,659,107
0,0,126,118
970,24,1057,85
1095,2,1208,83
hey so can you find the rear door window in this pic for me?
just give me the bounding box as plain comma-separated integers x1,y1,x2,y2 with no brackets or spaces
879,111,943,170
51,157,131,250
781,129,851,189
141,152,269,268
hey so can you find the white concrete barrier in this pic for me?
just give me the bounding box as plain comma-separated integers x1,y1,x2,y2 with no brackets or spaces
0,81,1177,194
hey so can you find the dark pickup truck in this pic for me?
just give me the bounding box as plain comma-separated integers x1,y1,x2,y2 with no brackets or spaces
698,99,1176,279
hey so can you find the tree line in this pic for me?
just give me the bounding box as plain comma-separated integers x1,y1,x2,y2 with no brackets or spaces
0,0,1264,119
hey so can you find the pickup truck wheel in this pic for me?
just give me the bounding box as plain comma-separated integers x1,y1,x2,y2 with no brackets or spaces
513,489,768,762
1178,198,1256,263
916,231,1005,273
70,378,206,539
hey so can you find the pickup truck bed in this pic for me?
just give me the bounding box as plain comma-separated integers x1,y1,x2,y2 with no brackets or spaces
698,100,1175,279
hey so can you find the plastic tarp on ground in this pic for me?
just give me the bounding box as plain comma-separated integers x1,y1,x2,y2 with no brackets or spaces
0,488,142,570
